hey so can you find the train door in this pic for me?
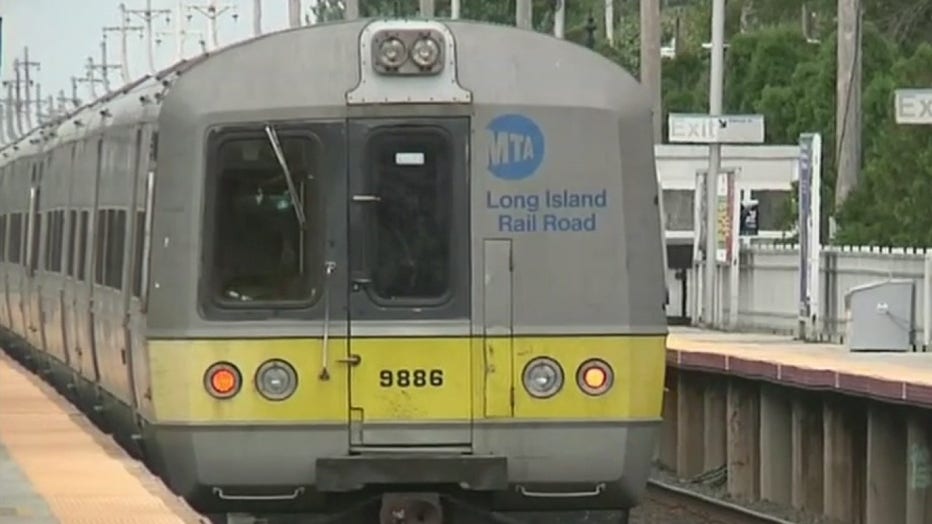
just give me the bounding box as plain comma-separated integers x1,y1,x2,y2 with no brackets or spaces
124,127,155,420
345,118,472,448
24,163,44,351
71,139,103,386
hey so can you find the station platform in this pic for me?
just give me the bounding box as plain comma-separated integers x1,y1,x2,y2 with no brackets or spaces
663,327,932,524
0,352,205,523
667,326,932,408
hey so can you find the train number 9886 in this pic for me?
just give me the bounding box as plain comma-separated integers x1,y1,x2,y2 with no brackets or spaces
379,369,444,388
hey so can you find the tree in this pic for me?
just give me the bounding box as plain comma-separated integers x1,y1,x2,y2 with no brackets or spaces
835,43,932,246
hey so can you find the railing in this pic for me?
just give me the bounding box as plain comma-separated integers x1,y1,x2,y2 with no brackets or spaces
665,244,932,348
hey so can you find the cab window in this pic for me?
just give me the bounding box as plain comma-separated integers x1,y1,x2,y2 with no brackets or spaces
207,132,323,307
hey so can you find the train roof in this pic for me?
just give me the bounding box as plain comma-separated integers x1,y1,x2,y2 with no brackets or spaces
0,17,646,166
0,55,207,165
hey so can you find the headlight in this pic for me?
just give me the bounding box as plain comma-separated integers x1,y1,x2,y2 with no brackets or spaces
377,37,407,69
255,359,298,401
410,37,440,68
204,362,241,399
522,357,564,399
577,359,614,396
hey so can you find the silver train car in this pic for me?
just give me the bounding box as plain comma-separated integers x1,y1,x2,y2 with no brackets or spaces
0,18,668,524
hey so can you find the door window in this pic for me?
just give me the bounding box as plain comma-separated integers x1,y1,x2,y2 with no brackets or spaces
366,130,452,302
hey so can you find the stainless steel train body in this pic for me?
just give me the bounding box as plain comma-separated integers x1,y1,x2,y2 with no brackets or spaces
0,18,667,522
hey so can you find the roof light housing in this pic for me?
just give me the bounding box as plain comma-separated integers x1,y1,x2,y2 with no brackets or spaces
370,29,445,75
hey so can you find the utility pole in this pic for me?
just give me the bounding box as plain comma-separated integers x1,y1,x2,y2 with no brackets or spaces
450,0,460,19
834,0,862,217
56,90,71,115
98,37,122,92
419,0,435,17
70,76,82,107
554,0,565,38
516,0,532,29
125,0,172,74
640,0,662,142
34,83,42,123
47,95,57,120
253,0,262,35
19,48,40,131
103,4,145,84
4,82,17,140
10,58,24,135
288,0,301,28
0,100,7,144
157,1,206,62
188,0,238,51
604,0,614,46
78,57,106,100
344,0,359,20
703,0,726,327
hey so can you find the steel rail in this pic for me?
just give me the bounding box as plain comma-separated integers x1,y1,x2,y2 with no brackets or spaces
645,479,800,524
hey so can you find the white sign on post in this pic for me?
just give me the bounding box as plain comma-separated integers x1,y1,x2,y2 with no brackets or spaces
895,89,932,125
893,89,931,347
668,113,766,144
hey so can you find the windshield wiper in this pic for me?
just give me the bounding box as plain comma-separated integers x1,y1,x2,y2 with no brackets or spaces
263,124,307,228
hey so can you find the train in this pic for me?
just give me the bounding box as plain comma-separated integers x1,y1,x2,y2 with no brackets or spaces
0,17,668,524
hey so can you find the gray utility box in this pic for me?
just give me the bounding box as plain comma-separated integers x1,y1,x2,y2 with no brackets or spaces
844,279,916,352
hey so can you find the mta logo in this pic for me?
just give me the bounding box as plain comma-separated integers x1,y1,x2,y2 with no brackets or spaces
486,114,545,181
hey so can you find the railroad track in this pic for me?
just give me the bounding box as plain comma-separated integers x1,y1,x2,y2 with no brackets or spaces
645,480,798,524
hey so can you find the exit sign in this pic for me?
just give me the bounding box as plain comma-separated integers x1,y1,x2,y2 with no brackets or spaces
668,113,766,144
895,89,932,125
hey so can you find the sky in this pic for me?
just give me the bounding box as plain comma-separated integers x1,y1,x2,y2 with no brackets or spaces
0,0,320,117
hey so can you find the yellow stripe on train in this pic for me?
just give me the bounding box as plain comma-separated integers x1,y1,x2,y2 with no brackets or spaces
147,336,666,424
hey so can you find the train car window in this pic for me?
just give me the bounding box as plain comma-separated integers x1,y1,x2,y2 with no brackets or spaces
94,209,108,286
43,211,53,271
106,209,126,290
66,210,77,277
52,211,64,273
29,212,42,273
8,213,22,265
0,215,7,263
132,210,145,298
209,134,322,306
367,132,450,300
77,211,89,280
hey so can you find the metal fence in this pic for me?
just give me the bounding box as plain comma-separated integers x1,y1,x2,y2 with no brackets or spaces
665,244,932,349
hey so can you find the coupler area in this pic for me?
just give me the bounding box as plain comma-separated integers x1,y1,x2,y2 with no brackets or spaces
379,492,444,524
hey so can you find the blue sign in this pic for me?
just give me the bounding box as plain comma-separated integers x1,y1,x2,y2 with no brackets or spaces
798,133,814,318
486,114,545,180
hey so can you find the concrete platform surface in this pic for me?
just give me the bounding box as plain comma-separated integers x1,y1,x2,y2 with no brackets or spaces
0,353,206,523
667,327,932,408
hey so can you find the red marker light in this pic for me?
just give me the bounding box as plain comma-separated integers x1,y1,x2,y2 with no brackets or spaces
577,360,613,396
204,362,241,399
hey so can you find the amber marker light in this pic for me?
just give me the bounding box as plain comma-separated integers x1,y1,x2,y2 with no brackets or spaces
577,359,613,396
204,362,241,399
